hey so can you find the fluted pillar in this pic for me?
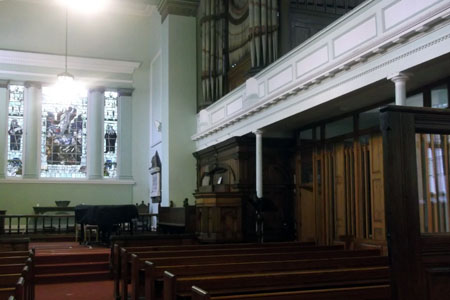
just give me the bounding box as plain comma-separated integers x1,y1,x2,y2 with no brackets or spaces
87,87,105,179
117,88,133,180
23,82,42,179
388,72,411,106
0,81,9,179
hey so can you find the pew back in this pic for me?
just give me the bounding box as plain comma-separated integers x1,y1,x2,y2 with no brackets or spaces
164,266,390,299
191,284,391,300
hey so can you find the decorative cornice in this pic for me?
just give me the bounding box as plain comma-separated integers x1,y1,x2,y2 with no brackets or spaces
24,81,42,89
89,86,106,94
387,72,412,83
0,80,8,88
117,88,134,97
0,50,141,75
157,0,199,22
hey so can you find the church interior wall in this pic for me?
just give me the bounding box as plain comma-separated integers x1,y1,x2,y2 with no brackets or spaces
0,1,163,214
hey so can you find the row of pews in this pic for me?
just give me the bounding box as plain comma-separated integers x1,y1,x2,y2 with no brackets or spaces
112,240,391,300
0,239,35,300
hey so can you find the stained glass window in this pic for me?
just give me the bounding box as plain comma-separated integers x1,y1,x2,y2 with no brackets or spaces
7,85,24,177
40,87,88,178
104,91,118,179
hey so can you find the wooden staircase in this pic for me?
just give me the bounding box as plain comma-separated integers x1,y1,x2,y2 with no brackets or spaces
35,252,110,284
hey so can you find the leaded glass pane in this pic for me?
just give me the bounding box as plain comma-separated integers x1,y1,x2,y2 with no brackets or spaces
7,85,24,177
104,91,118,179
40,87,88,178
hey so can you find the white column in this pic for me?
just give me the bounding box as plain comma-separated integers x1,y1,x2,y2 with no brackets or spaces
87,87,105,180
0,81,9,178
23,82,42,179
117,88,133,180
254,129,263,198
388,72,411,106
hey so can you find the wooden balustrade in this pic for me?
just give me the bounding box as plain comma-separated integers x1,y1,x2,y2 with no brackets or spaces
0,213,157,236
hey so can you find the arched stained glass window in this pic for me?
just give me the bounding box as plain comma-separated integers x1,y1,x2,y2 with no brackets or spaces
40,87,88,178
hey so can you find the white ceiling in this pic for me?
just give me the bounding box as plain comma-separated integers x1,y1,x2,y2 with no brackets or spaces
3,0,158,16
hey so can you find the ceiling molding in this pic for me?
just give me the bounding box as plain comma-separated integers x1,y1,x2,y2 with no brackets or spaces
157,0,199,22
0,49,141,74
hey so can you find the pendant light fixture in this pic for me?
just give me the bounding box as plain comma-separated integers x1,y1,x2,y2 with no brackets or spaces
57,4,75,85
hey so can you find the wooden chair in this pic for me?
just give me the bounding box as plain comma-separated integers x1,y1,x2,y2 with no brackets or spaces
84,225,99,243
75,224,99,243
133,201,149,232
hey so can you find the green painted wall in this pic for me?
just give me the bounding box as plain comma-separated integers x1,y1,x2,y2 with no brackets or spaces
0,183,133,215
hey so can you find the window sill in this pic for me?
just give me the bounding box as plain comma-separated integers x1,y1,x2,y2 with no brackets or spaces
0,178,135,185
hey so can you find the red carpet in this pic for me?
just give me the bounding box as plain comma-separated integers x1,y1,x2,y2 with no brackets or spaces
36,280,113,300
30,242,109,255
31,242,113,299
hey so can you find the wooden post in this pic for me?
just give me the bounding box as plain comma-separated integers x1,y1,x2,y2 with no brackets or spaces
380,106,423,300
0,210,5,234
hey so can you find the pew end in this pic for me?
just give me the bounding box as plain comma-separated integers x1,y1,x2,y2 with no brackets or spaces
192,286,210,300
144,261,155,300
163,271,176,300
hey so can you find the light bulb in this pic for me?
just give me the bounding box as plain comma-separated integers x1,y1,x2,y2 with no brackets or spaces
58,0,109,14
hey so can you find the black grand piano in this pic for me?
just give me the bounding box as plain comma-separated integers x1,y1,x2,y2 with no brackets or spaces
75,204,138,244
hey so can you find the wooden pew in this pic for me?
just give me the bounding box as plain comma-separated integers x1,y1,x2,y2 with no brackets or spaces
140,255,388,300
0,264,26,274
0,258,29,265
131,244,342,258
110,234,197,277
0,272,26,300
113,242,314,299
0,251,34,300
123,248,381,300
191,284,391,300
158,206,196,234
163,266,390,300
0,252,29,258
112,241,312,277
112,241,314,281
120,245,347,300
0,238,29,252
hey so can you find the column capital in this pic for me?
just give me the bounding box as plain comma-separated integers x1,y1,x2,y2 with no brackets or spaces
387,72,412,83
24,81,42,89
158,0,200,22
89,86,106,94
0,80,9,88
253,129,264,135
117,88,134,97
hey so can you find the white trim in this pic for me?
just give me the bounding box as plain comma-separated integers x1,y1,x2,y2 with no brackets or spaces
0,50,141,74
0,70,134,85
0,178,135,185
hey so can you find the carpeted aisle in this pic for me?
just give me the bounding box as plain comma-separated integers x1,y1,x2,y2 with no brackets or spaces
32,242,113,299
36,280,114,300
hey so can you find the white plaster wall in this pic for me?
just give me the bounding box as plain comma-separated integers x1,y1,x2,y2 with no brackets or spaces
0,1,161,207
